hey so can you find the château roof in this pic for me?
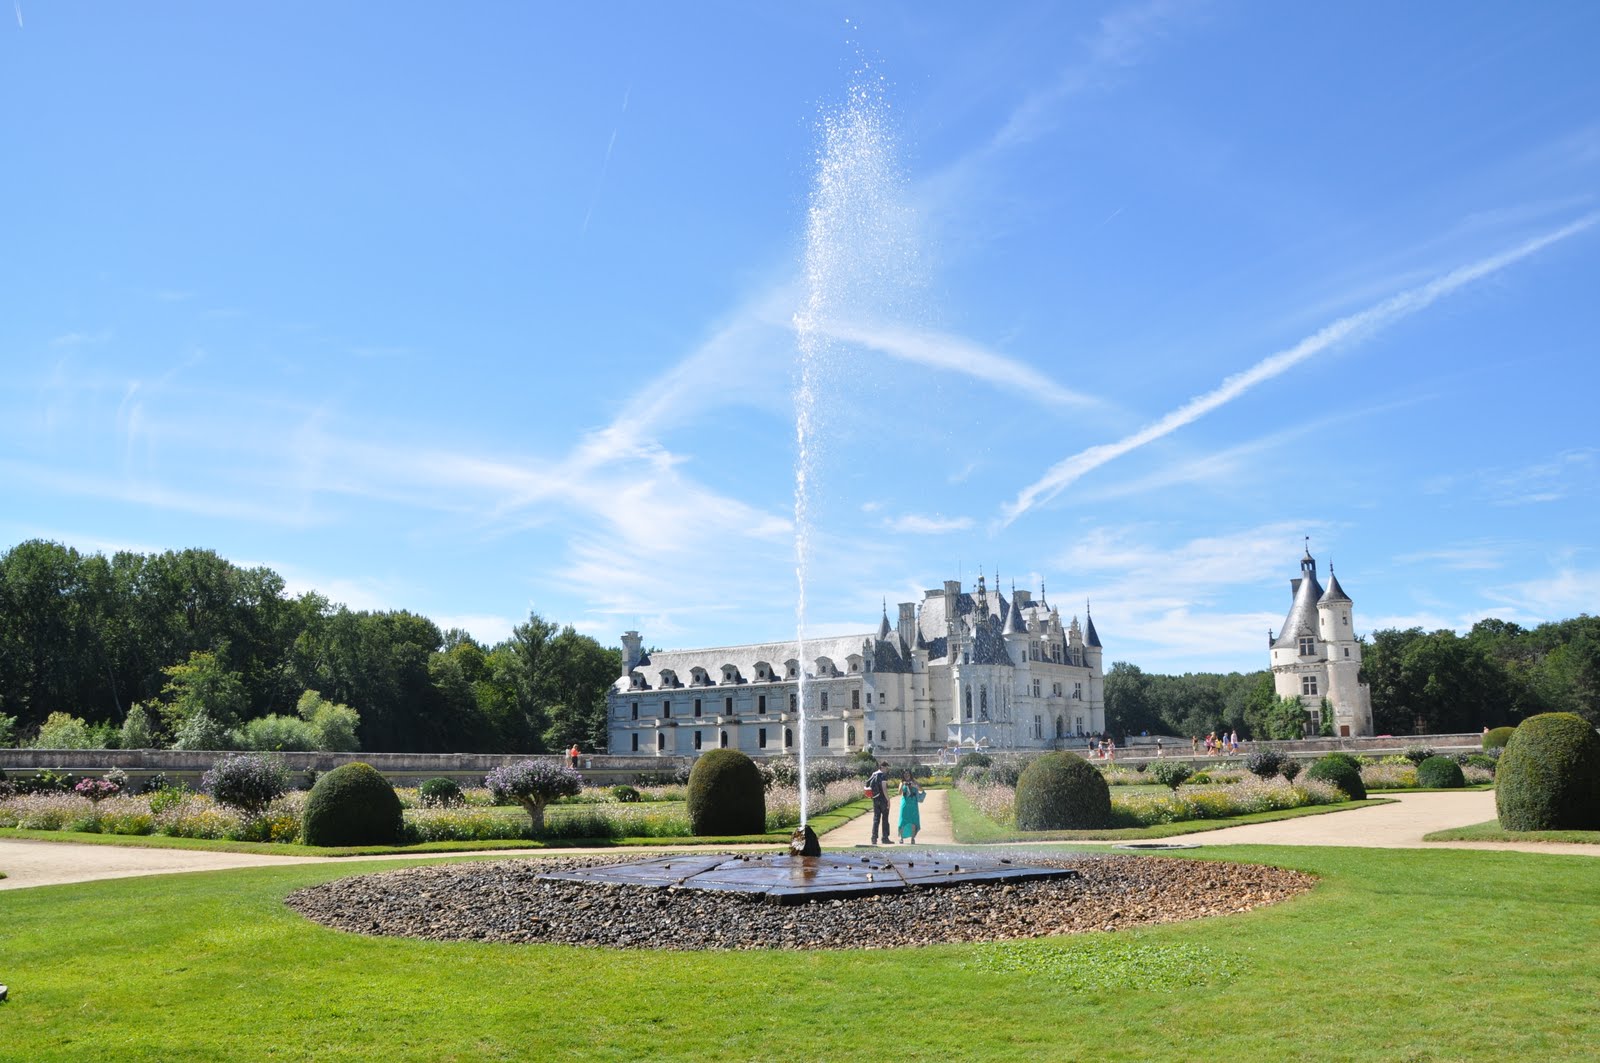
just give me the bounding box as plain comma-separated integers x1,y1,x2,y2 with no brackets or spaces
1272,562,1326,650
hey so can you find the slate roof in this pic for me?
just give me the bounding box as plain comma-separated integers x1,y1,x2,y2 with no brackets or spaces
1320,569,1351,604
1272,567,1326,650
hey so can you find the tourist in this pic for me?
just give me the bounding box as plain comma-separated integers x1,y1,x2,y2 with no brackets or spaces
567,744,580,771
1156,737,1165,758
866,761,892,844
897,770,924,844
1191,735,1199,755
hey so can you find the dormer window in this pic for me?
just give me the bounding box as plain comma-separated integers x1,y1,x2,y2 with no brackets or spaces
1298,636,1316,657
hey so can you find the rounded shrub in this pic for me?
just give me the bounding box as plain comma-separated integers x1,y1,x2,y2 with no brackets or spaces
1495,712,1600,832
1416,755,1466,789
611,784,641,803
1483,726,1515,749
1280,758,1302,782
301,762,404,846
1402,746,1436,766
202,753,289,819
952,751,992,781
1014,752,1111,831
1304,754,1367,801
1245,749,1287,779
419,777,465,808
1465,753,1498,773
686,749,765,836
1149,760,1193,790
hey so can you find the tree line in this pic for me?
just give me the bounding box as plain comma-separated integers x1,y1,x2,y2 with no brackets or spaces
0,540,620,753
1105,615,1599,740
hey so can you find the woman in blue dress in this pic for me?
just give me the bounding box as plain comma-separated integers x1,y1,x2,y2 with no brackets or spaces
897,770,924,844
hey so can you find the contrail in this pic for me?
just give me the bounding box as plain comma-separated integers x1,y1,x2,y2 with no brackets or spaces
1000,211,1600,526
581,85,631,236
15,1,22,28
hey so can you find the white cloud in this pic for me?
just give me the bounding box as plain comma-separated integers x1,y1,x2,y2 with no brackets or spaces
880,513,976,534
820,320,1096,408
1001,212,1600,525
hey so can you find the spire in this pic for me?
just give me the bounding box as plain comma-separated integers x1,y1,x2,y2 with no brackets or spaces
1004,594,1028,635
1084,601,1102,648
877,599,893,640
1320,564,1351,604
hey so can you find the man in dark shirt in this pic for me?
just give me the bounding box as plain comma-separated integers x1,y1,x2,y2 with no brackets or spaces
866,761,892,844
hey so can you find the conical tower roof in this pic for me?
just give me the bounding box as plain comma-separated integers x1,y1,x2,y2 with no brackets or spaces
1084,607,1102,648
1320,566,1351,604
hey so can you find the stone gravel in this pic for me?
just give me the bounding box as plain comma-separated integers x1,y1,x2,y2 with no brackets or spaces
285,852,1314,950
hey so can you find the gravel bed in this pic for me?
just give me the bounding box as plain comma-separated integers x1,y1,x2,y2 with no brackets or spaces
286,853,1314,950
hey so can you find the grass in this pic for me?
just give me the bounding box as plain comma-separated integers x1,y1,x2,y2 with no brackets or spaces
2,844,1597,1060
0,800,871,857
947,787,1396,843
1425,819,1600,844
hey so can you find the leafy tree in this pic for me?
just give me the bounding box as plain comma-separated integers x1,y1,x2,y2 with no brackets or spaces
1264,696,1310,740
296,689,361,752
172,709,235,751
0,711,16,746
119,703,157,749
160,650,248,736
485,759,581,833
32,711,98,749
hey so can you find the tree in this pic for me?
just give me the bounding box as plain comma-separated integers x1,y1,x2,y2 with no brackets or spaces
1264,696,1310,740
159,650,248,737
1103,662,1156,735
296,689,361,752
119,703,157,749
32,711,98,749
485,759,581,833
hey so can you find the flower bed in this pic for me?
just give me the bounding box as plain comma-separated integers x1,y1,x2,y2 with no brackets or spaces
957,774,1346,831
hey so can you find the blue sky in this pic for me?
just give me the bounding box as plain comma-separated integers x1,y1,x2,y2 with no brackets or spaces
4,2,1597,673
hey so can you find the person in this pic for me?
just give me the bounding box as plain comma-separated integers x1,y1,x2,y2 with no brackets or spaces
866,760,892,844
897,771,924,844
1156,737,1165,758
567,744,580,770
1191,735,1199,755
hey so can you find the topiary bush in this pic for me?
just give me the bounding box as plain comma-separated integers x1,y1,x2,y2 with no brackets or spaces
685,748,765,836
1495,712,1600,832
486,759,582,834
1281,758,1302,782
1416,755,1466,789
1149,761,1193,790
301,762,404,846
611,784,641,803
952,751,992,781
1464,752,1498,773
1483,726,1515,749
1402,746,1436,766
202,753,289,819
419,777,465,808
1304,753,1367,801
1014,752,1111,830
1245,749,1286,779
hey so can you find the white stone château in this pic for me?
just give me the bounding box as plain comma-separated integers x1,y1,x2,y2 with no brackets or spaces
607,573,1106,757
1268,547,1374,736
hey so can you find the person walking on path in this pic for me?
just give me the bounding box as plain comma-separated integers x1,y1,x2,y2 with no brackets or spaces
897,771,925,844
866,761,892,844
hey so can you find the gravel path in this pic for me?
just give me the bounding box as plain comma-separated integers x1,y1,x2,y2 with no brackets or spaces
819,788,955,848
284,853,1314,950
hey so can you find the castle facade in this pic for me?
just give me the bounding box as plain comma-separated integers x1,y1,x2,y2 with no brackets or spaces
607,574,1106,757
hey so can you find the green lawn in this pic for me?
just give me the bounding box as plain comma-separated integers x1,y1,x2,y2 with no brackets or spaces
2,844,1597,1060
1425,819,1600,844
947,787,1396,843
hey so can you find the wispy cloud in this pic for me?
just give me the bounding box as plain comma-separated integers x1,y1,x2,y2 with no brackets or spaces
1001,212,1600,525
880,513,975,534
1393,544,1507,571
821,320,1096,407
50,329,112,347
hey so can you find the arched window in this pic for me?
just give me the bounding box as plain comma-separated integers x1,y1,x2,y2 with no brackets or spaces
719,730,728,748
657,733,664,751
980,686,987,711
1056,715,1064,738
694,730,703,750
785,727,793,748
847,725,857,747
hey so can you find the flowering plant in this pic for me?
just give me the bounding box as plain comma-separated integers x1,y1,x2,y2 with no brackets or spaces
73,778,121,803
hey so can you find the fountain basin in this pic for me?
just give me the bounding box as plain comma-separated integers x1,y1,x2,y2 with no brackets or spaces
537,851,1078,905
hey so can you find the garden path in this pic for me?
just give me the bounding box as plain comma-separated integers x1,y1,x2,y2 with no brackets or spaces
817,787,955,848
1181,790,1600,856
